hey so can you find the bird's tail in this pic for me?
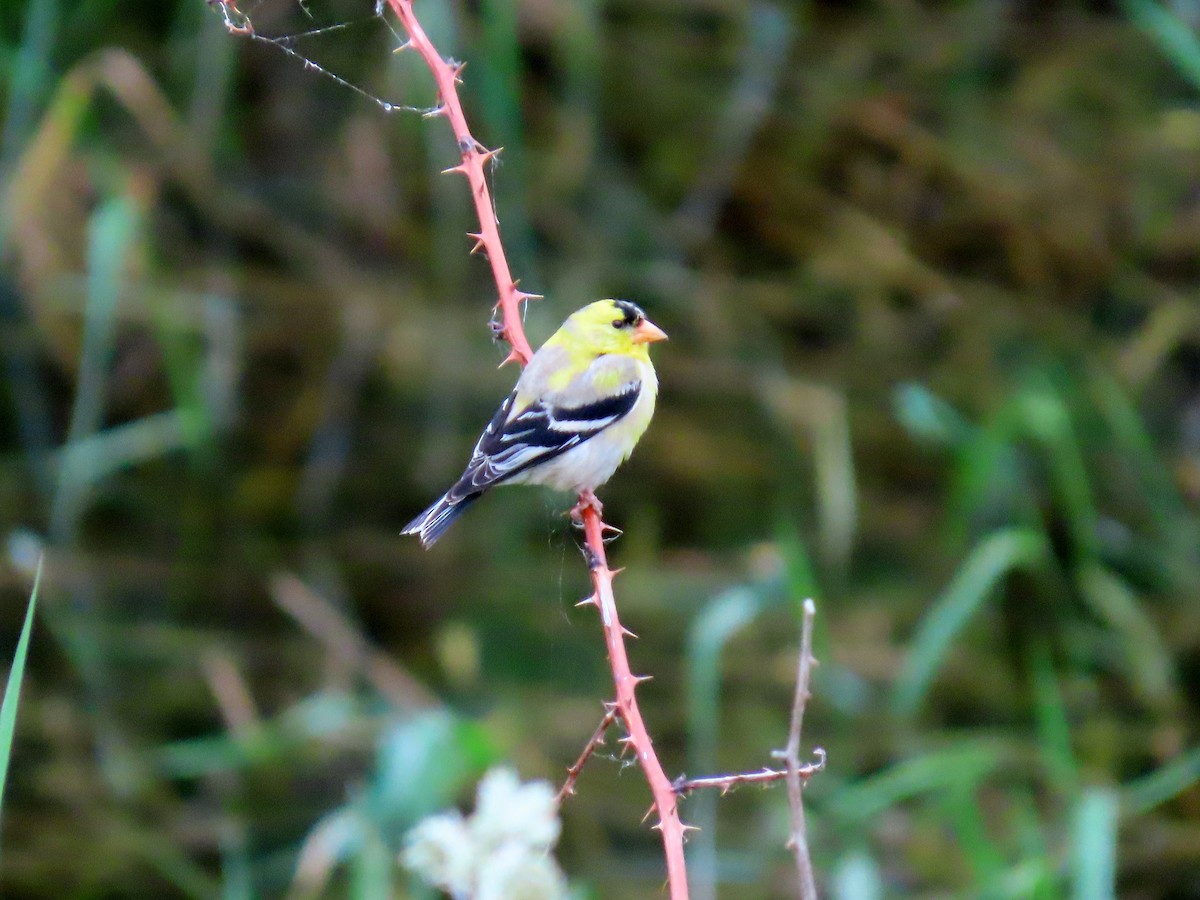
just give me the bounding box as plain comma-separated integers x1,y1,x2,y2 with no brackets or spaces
402,490,480,548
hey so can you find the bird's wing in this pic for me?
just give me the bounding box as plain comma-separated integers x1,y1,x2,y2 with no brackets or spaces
451,379,642,495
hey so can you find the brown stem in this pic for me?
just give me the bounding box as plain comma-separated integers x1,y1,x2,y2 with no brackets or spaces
556,705,618,804
673,755,825,797
384,0,535,367
781,598,819,898
579,503,689,899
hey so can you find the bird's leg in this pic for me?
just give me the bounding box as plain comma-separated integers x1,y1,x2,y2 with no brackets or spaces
570,488,603,526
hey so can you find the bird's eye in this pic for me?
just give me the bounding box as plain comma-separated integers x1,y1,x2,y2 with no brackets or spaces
612,318,627,329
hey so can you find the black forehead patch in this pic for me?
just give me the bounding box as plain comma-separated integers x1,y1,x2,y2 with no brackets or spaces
613,300,644,325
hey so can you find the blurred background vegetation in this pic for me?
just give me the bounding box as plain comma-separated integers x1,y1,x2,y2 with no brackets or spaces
2,0,1200,896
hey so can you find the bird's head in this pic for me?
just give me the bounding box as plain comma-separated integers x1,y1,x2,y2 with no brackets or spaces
554,299,668,359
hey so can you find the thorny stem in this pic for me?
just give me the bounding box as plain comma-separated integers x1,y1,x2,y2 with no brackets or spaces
580,502,689,899
381,3,688,894
781,598,819,898
672,754,825,797
383,0,535,367
556,705,618,804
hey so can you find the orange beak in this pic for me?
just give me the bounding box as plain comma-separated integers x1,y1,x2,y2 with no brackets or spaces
632,318,668,344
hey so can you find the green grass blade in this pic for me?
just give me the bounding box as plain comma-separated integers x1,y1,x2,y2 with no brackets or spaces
828,742,1003,825
1122,746,1200,816
51,193,141,539
943,783,1007,889
351,821,392,900
1030,638,1079,795
1076,564,1176,709
686,582,775,893
0,0,60,173
1020,380,1098,561
1071,787,1118,900
894,528,1047,716
0,557,42,818
1122,0,1200,91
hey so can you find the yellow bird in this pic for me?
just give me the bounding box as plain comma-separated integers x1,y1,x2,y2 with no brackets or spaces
403,299,668,547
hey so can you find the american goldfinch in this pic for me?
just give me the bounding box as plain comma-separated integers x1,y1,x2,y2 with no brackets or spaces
403,299,668,547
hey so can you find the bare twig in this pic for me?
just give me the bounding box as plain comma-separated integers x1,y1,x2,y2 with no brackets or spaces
673,753,826,797
200,649,262,736
383,0,535,366
270,572,438,709
579,503,690,898
557,705,619,804
777,598,819,898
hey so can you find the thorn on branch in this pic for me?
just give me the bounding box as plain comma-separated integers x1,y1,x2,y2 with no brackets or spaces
422,104,447,119
392,39,412,53
575,594,598,608
477,146,503,166
466,231,487,255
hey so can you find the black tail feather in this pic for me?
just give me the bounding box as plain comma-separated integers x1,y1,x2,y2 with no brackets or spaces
402,491,480,547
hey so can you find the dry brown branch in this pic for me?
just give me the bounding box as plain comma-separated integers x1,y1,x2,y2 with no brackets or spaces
672,753,825,797
200,649,262,736
778,598,819,898
556,705,618,804
270,572,438,709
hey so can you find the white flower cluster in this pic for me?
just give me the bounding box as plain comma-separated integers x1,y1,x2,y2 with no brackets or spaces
402,768,567,900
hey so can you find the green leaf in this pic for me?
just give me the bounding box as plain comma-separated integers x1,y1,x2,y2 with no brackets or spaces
0,557,41,822
894,529,1047,716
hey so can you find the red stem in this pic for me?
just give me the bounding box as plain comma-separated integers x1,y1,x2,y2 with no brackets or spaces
385,0,535,367
383,2,688,894
581,506,689,899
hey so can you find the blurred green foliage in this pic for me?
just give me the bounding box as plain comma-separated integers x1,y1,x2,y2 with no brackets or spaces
2,0,1200,896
